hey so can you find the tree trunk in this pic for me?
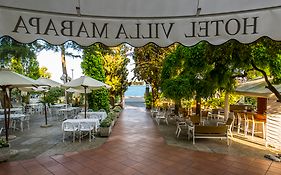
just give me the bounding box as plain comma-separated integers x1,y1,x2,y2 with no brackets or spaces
61,46,68,82
60,46,69,104
195,97,201,116
174,99,181,115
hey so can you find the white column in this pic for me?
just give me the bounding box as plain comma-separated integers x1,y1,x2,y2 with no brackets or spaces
224,92,230,119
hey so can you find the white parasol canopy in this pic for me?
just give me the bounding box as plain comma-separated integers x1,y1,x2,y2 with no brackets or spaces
66,87,92,94
36,78,61,88
0,68,40,88
62,75,110,118
0,68,39,141
0,0,281,46
62,75,110,90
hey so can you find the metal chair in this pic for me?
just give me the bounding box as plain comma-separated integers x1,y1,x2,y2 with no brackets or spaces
20,114,30,132
62,122,78,142
155,111,168,125
237,112,249,136
79,122,95,142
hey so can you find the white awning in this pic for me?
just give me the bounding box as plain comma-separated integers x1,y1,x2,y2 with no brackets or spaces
235,78,281,98
1,0,281,46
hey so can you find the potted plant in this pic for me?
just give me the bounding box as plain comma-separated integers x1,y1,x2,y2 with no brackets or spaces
99,118,113,137
0,138,10,162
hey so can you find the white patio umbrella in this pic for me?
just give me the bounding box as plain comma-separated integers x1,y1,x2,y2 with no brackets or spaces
35,78,62,126
62,75,110,118
66,87,92,94
0,68,40,142
1,0,281,47
36,78,62,88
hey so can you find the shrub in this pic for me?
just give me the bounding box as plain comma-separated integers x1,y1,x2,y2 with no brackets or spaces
100,118,112,127
0,139,9,148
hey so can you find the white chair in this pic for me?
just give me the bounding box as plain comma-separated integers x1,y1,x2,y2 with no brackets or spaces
20,114,30,132
155,111,168,125
237,112,249,136
246,113,266,139
62,122,78,142
79,122,94,142
217,114,235,138
74,115,84,119
175,121,188,138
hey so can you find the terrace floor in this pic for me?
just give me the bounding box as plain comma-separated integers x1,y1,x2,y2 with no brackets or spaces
0,100,281,174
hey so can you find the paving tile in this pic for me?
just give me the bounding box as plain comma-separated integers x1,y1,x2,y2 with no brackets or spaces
1,107,275,175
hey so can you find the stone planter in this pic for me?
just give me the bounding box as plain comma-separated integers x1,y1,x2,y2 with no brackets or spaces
0,147,10,162
99,126,112,137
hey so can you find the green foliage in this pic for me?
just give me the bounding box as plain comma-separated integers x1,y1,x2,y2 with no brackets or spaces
103,45,130,105
42,87,64,105
161,43,216,102
0,37,41,79
99,112,119,127
81,44,105,81
81,44,110,112
0,138,9,148
244,97,257,106
144,92,153,109
161,78,192,101
39,66,51,78
99,117,112,127
112,106,122,112
134,43,175,107
88,88,110,112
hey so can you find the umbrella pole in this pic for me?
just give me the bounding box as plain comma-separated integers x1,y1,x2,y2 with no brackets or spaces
44,92,48,126
7,88,12,140
3,87,8,142
84,87,87,119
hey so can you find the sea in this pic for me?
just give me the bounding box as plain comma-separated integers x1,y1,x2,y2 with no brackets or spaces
125,85,146,97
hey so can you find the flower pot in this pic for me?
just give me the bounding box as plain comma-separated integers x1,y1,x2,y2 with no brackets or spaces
99,126,112,137
0,147,10,162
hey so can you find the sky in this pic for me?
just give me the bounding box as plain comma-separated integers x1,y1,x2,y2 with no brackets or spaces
37,50,83,83
37,50,135,83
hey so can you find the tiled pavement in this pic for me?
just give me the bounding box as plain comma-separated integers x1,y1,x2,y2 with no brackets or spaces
0,107,280,175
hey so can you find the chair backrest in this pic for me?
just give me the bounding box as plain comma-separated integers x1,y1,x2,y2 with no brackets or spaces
20,115,29,121
74,115,84,119
87,115,99,119
246,112,255,120
63,122,76,131
189,115,200,125
79,122,93,130
225,117,234,126
98,109,106,112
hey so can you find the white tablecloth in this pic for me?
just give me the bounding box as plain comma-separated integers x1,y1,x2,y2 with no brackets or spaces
0,114,25,121
59,107,81,119
0,108,23,114
62,118,100,132
78,112,107,121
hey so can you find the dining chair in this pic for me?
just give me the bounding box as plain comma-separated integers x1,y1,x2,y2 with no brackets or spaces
62,122,78,142
237,112,248,136
20,114,30,132
247,113,266,139
79,122,95,142
217,113,235,138
155,111,168,125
